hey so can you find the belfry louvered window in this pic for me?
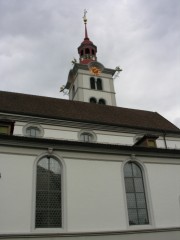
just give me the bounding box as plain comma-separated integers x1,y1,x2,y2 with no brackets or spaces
124,162,149,225
36,157,62,228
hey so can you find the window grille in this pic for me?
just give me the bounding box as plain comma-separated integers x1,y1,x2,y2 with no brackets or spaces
124,162,149,225
36,157,62,228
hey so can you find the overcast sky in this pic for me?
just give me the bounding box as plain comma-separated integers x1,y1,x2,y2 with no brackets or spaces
0,0,180,127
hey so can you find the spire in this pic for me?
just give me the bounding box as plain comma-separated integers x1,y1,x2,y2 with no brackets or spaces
83,9,89,40
78,10,97,64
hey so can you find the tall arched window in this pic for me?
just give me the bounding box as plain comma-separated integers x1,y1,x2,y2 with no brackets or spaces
124,162,149,225
97,78,102,90
90,77,96,89
36,156,62,228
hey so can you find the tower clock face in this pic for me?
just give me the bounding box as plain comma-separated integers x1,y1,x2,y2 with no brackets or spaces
90,66,101,76
88,61,104,76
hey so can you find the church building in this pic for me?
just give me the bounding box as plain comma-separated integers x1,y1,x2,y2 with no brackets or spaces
0,12,180,240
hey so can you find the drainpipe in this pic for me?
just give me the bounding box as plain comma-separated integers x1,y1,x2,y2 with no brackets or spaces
163,132,167,149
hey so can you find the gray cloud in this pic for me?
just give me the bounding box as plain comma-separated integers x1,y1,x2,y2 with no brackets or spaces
0,0,179,127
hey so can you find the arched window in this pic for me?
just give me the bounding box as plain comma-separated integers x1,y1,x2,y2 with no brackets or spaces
80,49,83,56
124,162,149,225
90,97,97,103
36,156,62,228
98,98,106,105
26,126,41,137
90,77,96,89
85,48,90,54
23,124,44,138
97,78,102,90
80,132,93,142
92,49,95,55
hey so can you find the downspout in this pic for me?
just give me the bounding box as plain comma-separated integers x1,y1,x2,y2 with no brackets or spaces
163,132,167,149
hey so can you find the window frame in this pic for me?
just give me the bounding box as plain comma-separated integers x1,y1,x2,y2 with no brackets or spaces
121,158,155,229
124,162,149,225
89,77,103,91
80,132,93,142
89,97,97,104
35,156,62,228
0,124,11,135
98,98,106,105
0,120,14,135
78,130,97,143
96,78,103,90
90,77,96,90
32,153,66,232
23,123,44,138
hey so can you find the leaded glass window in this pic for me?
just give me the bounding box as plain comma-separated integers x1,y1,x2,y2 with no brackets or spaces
36,157,62,228
124,162,149,225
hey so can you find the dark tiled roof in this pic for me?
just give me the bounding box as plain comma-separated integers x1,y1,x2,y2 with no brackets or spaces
0,90,179,133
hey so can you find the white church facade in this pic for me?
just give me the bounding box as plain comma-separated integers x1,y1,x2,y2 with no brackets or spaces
0,13,180,240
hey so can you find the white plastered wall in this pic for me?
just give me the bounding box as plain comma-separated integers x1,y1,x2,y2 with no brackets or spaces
70,70,116,106
13,122,180,149
146,162,180,227
0,153,34,233
65,157,126,231
1,149,180,233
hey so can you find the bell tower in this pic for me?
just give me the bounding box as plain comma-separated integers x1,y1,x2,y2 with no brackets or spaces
64,10,121,106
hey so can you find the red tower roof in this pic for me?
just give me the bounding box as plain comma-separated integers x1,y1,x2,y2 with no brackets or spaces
78,10,97,64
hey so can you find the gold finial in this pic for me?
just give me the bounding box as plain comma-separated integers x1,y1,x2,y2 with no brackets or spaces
83,9,87,24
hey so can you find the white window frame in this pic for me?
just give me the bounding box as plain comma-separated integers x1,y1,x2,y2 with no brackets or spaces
78,130,97,143
121,157,155,230
23,123,44,138
31,152,67,233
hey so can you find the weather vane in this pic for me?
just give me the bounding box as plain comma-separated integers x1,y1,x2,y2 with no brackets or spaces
83,9,88,24
113,66,123,79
